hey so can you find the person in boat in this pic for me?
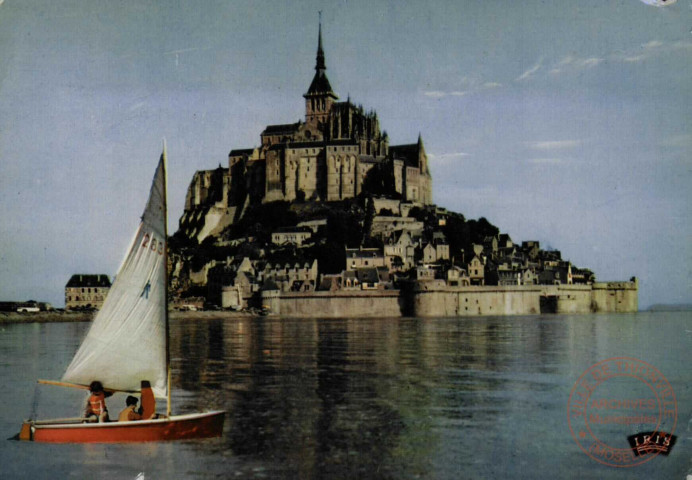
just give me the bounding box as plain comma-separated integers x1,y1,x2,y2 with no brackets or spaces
118,395,143,422
84,381,112,422
139,380,160,419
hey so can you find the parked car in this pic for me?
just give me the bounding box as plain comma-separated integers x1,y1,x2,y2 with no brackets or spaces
17,306,40,313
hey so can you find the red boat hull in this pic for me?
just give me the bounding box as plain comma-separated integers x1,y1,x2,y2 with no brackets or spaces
22,411,225,443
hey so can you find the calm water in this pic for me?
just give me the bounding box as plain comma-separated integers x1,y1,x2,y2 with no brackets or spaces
0,312,689,479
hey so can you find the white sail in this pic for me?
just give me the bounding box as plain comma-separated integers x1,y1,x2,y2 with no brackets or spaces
63,155,168,398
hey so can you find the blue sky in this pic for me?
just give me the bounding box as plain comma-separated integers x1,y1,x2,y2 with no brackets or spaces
0,0,690,309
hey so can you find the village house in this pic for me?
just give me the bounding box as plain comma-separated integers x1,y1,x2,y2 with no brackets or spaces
297,218,328,233
271,226,313,246
206,257,258,309
421,243,437,264
466,244,486,286
432,231,450,261
538,263,572,285
346,247,386,271
446,265,470,287
317,265,390,291
384,230,418,271
262,260,319,292
370,215,425,238
65,274,111,310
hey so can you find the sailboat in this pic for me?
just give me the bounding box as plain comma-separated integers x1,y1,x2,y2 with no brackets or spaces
17,147,225,443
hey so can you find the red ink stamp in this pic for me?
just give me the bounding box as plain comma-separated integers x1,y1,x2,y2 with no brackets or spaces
567,357,677,467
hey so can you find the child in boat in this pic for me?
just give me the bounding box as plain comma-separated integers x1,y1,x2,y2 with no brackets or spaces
84,381,112,422
139,380,158,419
118,395,143,422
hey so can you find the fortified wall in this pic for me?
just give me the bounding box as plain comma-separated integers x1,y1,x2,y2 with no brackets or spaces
260,280,638,318
262,290,402,318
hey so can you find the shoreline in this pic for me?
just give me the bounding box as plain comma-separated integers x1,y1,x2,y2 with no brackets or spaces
0,310,253,324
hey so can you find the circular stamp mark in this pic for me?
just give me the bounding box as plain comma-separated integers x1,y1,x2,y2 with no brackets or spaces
567,357,677,467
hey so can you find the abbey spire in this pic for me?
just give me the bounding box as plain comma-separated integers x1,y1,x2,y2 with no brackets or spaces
304,17,338,129
315,20,326,72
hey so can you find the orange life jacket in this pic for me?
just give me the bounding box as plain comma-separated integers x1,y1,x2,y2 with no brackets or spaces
88,392,107,415
140,383,156,419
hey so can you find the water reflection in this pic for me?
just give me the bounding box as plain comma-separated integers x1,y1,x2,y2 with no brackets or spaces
167,316,571,478
1,313,689,479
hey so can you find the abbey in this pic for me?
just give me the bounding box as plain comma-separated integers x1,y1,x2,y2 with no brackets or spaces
181,24,432,239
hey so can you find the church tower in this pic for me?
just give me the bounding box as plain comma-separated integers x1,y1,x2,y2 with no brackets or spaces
304,20,338,131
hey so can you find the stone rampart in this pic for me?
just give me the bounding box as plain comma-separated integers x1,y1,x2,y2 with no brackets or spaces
259,280,638,318
263,290,402,318
541,285,593,314
591,281,638,313
411,285,542,317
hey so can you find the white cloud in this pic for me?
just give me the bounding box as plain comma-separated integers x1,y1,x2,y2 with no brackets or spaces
525,140,581,150
623,55,647,63
422,76,503,99
550,55,603,74
643,40,664,49
577,58,603,68
517,38,692,80
616,39,692,63
516,59,543,81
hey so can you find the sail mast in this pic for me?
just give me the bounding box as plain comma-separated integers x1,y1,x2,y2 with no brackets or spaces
162,140,172,417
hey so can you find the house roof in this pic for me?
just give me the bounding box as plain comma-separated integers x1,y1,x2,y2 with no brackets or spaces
346,248,383,258
274,226,312,234
287,141,323,149
343,270,357,280
262,122,300,136
262,279,280,291
357,267,380,284
432,231,448,244
66,274,111,288
389,143,420,167
306,71,337,98
229,148,254,157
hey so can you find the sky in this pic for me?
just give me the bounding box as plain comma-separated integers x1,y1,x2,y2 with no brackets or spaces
0,0,690,309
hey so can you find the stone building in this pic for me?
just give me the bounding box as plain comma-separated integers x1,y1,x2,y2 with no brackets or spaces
65,274,111,310
271,226,313,246
346,247,387,271
179,23,432,241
